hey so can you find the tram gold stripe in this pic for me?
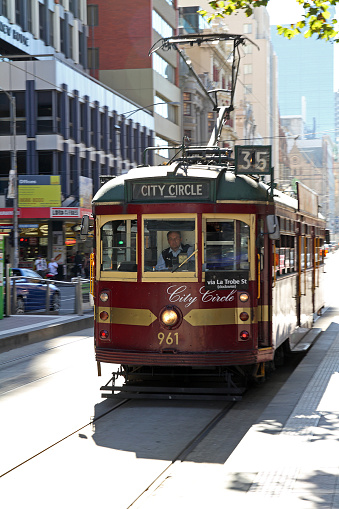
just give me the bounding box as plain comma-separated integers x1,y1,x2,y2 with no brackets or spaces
97,307,157,326
183,307,253,326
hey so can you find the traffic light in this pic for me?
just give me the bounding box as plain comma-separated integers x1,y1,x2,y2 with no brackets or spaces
9,230,14,247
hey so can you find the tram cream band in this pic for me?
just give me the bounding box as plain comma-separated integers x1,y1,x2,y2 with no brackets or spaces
96,306,270,326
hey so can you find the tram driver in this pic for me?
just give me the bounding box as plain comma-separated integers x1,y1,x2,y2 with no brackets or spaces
155,231,194,271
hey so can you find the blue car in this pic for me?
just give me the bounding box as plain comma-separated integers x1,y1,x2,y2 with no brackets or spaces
9,268,61,314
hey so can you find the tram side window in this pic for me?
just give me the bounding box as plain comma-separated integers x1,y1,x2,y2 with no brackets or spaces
204,220,250,271
276,235,296,275
101,219,137,271
143,219,195,272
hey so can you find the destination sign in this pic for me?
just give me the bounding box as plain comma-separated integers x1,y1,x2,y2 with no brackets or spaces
129,180,212,202
205,271,249,291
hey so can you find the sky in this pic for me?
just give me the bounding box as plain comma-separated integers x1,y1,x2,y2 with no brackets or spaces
266,0,339,91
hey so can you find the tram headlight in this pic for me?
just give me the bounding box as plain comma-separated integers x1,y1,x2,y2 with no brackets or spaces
100,292,109,302
239,292,249,303
159,306,181,328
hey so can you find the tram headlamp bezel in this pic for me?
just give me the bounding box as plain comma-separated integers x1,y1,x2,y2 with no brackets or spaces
239,312,249,322
100,311,109,321
159,306,182,329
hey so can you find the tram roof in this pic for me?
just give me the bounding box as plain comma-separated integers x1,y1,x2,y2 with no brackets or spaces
92,164,275,204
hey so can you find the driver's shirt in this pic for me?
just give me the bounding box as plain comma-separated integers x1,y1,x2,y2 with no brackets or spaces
155,244,194,271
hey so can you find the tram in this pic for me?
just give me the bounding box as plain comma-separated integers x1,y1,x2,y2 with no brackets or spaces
82,33,326,398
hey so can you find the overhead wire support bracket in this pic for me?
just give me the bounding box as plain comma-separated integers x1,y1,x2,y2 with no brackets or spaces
149,33,259,148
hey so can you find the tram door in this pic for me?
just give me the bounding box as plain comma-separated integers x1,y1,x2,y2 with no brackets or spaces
258,218,271,348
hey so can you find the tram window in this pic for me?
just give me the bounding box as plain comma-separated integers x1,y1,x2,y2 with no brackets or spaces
204,220,249,271
143,219,195,272
101,219,137,271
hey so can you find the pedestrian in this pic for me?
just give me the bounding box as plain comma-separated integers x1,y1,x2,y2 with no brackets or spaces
83,253,90,278
35,255,47,278
47,258,58,280
73,251,83,277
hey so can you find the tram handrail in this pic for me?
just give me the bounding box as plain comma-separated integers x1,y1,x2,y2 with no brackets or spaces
90,252,95,295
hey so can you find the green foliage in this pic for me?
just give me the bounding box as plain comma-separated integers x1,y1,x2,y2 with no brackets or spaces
198,0,339,41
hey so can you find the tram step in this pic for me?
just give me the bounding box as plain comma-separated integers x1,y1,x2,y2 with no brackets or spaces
291,328,322,352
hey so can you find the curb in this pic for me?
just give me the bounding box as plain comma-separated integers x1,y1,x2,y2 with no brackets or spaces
0,315,94,353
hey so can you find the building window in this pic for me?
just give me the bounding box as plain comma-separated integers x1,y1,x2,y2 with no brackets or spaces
154,95,177,123
88,48,99,70
80,102,85,143
152,53,175,83
155,135,170,159
90,107,96,146
243,43,253,54
152,10,174,38
37,91,53,133
38,151,54,175
69,24,73,58
69,97,74,139
27,0,32,31
0,91,26,135
15,0,22,28
244,64,252,75
60,18,65,53
87,4,99,26
244,85,252,94
243,23,252,34
183,93,192,116
49,10,54,47
39,2,46,43
0,0,8,18
208,112,214,133
213,65,220,83
184,130,192,141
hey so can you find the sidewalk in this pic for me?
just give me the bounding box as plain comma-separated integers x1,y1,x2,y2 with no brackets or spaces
0,312,94,353
220,314,339,508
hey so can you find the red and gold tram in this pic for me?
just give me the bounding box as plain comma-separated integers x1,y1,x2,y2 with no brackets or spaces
85,152,326,395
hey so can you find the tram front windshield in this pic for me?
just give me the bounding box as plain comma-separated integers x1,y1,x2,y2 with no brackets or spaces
144,219,195,272
204,219,250,271
100,217,250,273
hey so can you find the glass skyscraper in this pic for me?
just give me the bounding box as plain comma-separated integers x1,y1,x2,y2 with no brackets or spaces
270,25,334,140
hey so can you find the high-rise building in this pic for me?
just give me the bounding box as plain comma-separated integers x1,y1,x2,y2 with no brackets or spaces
178,2,280,176
270,24,334,141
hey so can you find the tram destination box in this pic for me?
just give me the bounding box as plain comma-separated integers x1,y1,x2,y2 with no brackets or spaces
205,271,249,291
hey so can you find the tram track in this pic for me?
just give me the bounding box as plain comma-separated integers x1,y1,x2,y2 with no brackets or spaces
126,401,235,508
0,398,130,478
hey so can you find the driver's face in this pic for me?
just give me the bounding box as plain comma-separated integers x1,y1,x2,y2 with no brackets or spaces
168,233,181,252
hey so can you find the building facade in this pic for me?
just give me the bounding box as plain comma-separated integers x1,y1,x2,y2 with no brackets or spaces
87,0,181,163
0,0,154,274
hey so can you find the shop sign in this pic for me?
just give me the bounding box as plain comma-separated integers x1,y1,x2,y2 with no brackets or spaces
51,208,80,218
18,176,61,207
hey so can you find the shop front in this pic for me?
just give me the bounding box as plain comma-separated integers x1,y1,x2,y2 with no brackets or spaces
0,207,93,279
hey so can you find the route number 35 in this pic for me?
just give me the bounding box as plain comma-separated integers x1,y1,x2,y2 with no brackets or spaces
158,332,179,345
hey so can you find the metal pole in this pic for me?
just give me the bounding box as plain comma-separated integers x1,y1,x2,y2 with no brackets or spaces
3,90,18,268
5,264,10,316
10,95,18,268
